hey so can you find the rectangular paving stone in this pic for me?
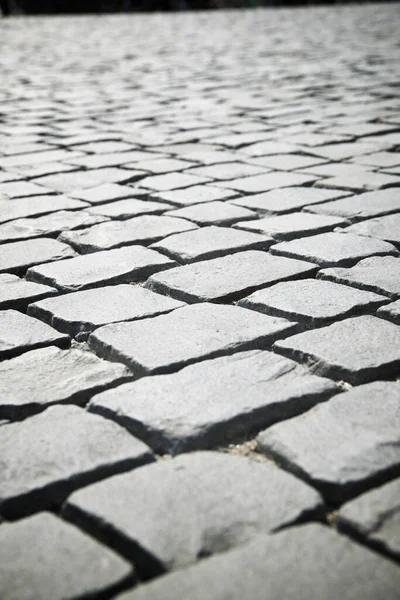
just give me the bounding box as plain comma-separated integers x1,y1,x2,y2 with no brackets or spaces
139,172,210,191
0,195,88,224
69,182,145,205
315,171,400,193
28,284,185,340
318,256,400,299
60,215,198,253
187,162,267,180
274,315,400,384
63,452,323,576
0,346,132,420
151,225,272,263
88,303,296,377
149,185,238,206
0,310,70,360
270,231,397,267
0,274,57,311
351,152,400,168
305,188,400,221
229,187,351,215
0,180,53,199
86,198,170,219
34,171,107,193
341,213,400,248
257,381,400,503
26,246,176,292
146,251,318,303
0,513,134,600
377,299,400,325
0,237,77,274
239,279,388,326
235,212,347,241
119,524,400,600
215,171,317,193
337,478,400,561
89,350,337,454
252,153,326,171
166,201,257,226
0,405,153,519
132,157,197,173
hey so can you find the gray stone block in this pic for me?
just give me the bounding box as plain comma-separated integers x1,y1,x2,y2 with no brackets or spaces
215,171,317,193
89,350,337,454
69,182,147,204
60,215,197,253
314,170,400,192
0,513,134,600
337,478,400,561
319,256,400,299
0,346,132,420
239,279,388,326
187,162,266,180
0,404,153,519
26,246,176,292
88,303,296,376
151,225,272,263
0,274,57,311
0,310,70,360
0,180,52,198
0,195,88,224
274,315,400,384
306,188,400,221
166,201,257,226
117,524,400,600
235,212,347,240
0,238,77,274
86,198,170,219
149,185,238,206
377,299,400,325
64,452,323,575
257,381,400,502
28,284,184,340
34,171,106,193
341,214,400,248
140,172,210,191
270,231,397,267
146,251,318,303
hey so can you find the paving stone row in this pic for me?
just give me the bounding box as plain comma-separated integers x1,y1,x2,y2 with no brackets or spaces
1,3,400,599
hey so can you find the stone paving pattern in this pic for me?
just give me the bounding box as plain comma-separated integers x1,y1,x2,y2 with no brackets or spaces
0,4,399,599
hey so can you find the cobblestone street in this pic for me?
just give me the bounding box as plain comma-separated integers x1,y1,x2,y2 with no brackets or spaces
1,3,400,598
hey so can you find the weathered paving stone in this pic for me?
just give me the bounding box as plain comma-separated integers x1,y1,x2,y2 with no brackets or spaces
60,215,197,253
305,188,400,221
235,212,347,241
0,274,57,311
151,225,272,263
253,153,325,171
63,452,323,575
239,279,388,326
319,256,400,299
88,303,296,376
149,185,238,206
89,350,337,454
187,162,266,180
26,246,176,292
86,198,170,219
0,237,77,275
146,251,318,303
140,172,210,191
28,284,185,340
0,195,88,224
0,513,134,600
0,405,153,519
257,381,400,503
0,310,70,360
229,186,351,214
341,214,400,248
0,180,52,198
314,170,400,192
270,231,397,267
117,524,400,600
215,171,317,193
377,299,400,325
337,478,400,561
0,210,108,244
0,346,132,420
69,182,145,204
34,171,106,193
273,315,400,384
133,157,197,174
166,201,257,226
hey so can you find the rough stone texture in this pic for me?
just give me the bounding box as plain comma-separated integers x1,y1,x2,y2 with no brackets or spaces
0,346,132,420
187,161,266,180
0,195,88,224
274,315,400,384
117,524,400,600
89,350,337,454
28,284,185,340
235,212,347,240
319,256,400,299
151,225,272,263
86,198,170,219
26,246,176,292
239,279,388,326
314,170,400,192
215,171,317,193
69,182,144,204
271,231,397,267
0,180,53,198
0,237,77,274
341,214,400,248
305,189,400,221
149,185,238,206
0,513,134,600
337,478,400,561
146,251,318,303
0,310,70,360
140,172,210,191
60,215,197,253
166,200,257,226
229,187,351,214
88,303,296,376
0,405,154,519
377,299,400,325
0,274,57,310
64,452,323,574
257,381,400,503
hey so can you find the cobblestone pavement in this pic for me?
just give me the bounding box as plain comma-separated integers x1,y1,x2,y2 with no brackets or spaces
1,3,400,598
